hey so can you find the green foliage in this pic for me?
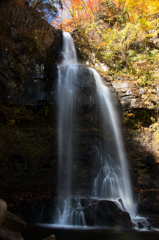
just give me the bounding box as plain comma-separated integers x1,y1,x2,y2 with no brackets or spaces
71,0,159,92
146,49,159,61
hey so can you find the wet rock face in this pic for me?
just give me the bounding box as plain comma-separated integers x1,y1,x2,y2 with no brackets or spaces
84,199,132,228
0,54,60,105
78,65,96,96
95,200,132,227
0,1,62,106
58,64,97,107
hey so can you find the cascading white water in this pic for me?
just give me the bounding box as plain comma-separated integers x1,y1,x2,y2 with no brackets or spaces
62,32,77,64
57,32,86,225
90,68,136,217
58,32,78,197
57,31,136,226
57,197,86,226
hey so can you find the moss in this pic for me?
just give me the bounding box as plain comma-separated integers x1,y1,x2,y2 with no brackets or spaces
138,168,150,174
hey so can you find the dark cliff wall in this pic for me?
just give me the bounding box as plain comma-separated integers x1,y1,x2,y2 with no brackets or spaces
0,0,62,202
0,0,62,105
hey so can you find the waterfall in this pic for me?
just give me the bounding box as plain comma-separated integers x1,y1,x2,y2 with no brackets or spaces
90,68,136,217
56,31,136,226
57,32,84,225
58,33,79,198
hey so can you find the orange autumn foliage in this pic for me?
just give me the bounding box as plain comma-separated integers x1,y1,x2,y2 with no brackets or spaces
52,0,159,31
52,0,102,31
113,0,159,22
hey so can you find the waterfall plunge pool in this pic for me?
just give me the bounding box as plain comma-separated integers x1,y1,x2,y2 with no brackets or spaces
22,224,159,240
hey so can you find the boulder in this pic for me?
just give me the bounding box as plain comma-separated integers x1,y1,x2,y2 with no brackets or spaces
0,199,7,226
83,199,132,228
1,211,27,233
0,229,24,240
95,200,132,228
138,222,144,229
83,202,96,226
43,235,56,240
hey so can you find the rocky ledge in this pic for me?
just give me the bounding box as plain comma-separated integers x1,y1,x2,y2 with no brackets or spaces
0,198,56,240
0,198,26,240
